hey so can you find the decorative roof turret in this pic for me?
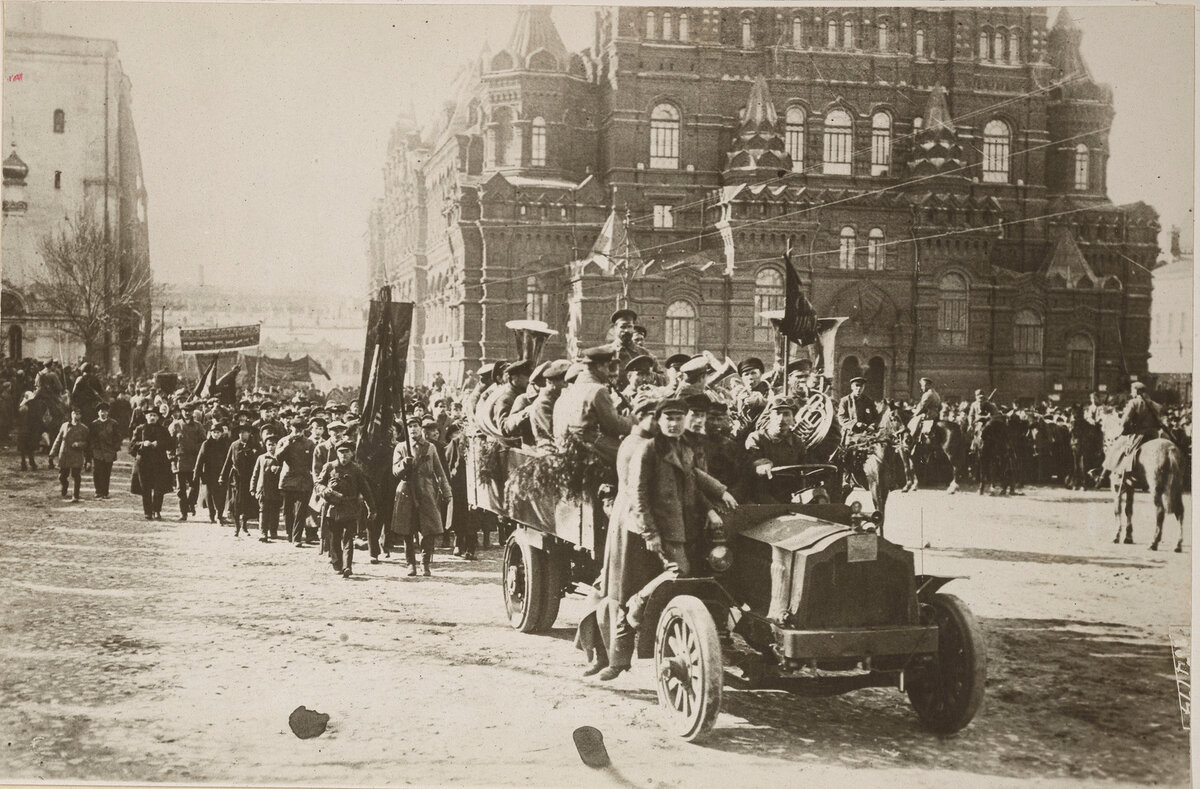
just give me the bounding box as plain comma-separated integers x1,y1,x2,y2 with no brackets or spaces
1042,225,1099,288
490,5,568,72
907,85,966,178
3,147,28,186
724,76,792,184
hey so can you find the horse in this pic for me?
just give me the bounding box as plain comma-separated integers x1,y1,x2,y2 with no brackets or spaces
973,415,1016,495
836,425,905,522
1112,437,1187,552
1067,410,1104,490
879,403,916,492
910,416,968,493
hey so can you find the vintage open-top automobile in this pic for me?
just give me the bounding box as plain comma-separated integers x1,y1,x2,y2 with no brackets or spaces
467,320,985,741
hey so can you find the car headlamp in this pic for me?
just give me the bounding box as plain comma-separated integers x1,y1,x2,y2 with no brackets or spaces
850,501,863,515
707,544,732,573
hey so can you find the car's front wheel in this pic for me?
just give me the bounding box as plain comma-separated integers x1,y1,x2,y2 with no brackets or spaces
907,593,986,734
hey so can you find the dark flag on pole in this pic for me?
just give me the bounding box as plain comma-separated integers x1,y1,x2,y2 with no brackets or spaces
212,365,241,407
358,288,414,465
193,355,218,400
780,249,819,346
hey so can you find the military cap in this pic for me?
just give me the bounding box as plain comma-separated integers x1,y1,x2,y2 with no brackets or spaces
1131,381,1147,393
542,359,571,380
564,362,585,383
769,396,800,414
582,345,616,364
974,388,985,397
405,414,422,426
610,308,638,325
328,420,347,432
706,400,729,415
631,391,659,416
623,354,656,374
632,323,648,337
529,361,552,387
919,377,934,385
309,414,327,426
685,393,712,412
786,360,810,374
850,377,867,386
737,357,765,375
680,354,711,375
655,397,688,416
477,362,496,378
505,359,534,379
420,417,438,429
664,353,690,370
97,401,111,411
336,438,355,451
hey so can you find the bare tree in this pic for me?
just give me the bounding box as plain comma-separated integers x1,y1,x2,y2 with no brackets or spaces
35,209,153,370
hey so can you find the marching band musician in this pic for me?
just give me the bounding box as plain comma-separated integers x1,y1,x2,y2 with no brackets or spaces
620,354,658,407
489,359,533,431
673,355,711,399
611,309,658,389
661,354,689,391
737,357,770,398
837,376,880,435
528,359,570,446
704,398,749,502
744,396,807,503
552,346,632,464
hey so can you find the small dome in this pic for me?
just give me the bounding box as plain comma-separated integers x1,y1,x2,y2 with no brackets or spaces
3,149,28,183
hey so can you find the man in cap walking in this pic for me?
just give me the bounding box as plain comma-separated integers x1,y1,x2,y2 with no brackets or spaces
316,439,374,578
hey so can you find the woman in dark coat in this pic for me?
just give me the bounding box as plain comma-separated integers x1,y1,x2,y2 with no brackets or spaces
443,422,474,559
220,423,260,536
193,423,231,524
130,409,175,520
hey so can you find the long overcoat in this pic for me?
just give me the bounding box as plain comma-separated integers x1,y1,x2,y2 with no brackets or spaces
220,438,260,517
130,422,175,494
50,421,90,469
390,439,452,537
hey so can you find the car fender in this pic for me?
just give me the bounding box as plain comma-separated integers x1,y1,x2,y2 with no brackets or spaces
915,574,968,603
634,578,736,660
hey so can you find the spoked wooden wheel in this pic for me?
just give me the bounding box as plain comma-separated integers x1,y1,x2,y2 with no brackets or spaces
653,595,723,742
502,534,557,633
907,593,986,734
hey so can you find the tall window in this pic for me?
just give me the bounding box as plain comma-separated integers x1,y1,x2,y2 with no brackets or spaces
839,226,857,269
823,109,852,175
1067,334,1095,390
915,28,926,57
678,13,689,41
1074,144,1089,191
1013,310,1043,366
867,228,884,269
645,11,656,39
653,204,674,228
938,273,969,346
994,30,1006,62
982,119,1011,183
870,112,891,176
843,19,855,49
662,12,673,40
1008,32,1020,63
664,301,698,357
530,117,546,166
526,276,550,323
54,171,62,190
827,19,838,48
877,21,889,51
753,268,785,343
649,103,680,169
741,17,753,48
792,17,804,48
53,109,65,133
978,30,990,60
785,106,806,172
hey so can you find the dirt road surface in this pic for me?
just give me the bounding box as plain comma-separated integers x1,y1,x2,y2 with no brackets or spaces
0,452,1190,787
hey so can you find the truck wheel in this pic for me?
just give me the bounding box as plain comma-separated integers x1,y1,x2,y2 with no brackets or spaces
502,533,555,633
907,593,986,734
654,595,723,742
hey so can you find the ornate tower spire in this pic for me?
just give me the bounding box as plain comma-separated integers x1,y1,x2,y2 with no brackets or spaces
1045,10,1113,197
500,5,568,71
907,85,965,178
724,76,791,184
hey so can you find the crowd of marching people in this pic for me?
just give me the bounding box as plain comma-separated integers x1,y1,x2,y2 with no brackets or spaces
1,305,1191,596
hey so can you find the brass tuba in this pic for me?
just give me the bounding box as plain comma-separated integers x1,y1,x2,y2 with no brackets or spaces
505,319,559,368
812,317,848,391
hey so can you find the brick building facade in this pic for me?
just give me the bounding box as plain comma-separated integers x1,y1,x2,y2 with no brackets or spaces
368,6,1158,403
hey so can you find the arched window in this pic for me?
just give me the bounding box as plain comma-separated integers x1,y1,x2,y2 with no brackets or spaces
1008,32,1020,63
978,29,990,60
1074,144,1089,191
645,10,656,39
661,12,672,40
1013,310,1043,366
870,111,891,176
1067,333,1095,390
839,226,857,269
649,103,680,169
938,273,969,346
915,28,926,57
785,106,805,172
877,21,889,51
827,19,838,48
741,16,753,48
823,109,853,175
526,276,550,323
843,19,855,49
487,107,513,169
792,17,804,48
7,325,22,360
994,30,1006,63
982,119,1011,183
753,268,785,343
530,117,547,167
867,228,885,269
678,13,689,41
664,301,698,357
53,109,65,134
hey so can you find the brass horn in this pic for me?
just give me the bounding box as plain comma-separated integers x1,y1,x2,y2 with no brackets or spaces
505,319,558,368
705,356,739,388
812,317,848,388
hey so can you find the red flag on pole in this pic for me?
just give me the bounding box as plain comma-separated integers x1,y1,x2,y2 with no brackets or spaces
779,249,819,345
